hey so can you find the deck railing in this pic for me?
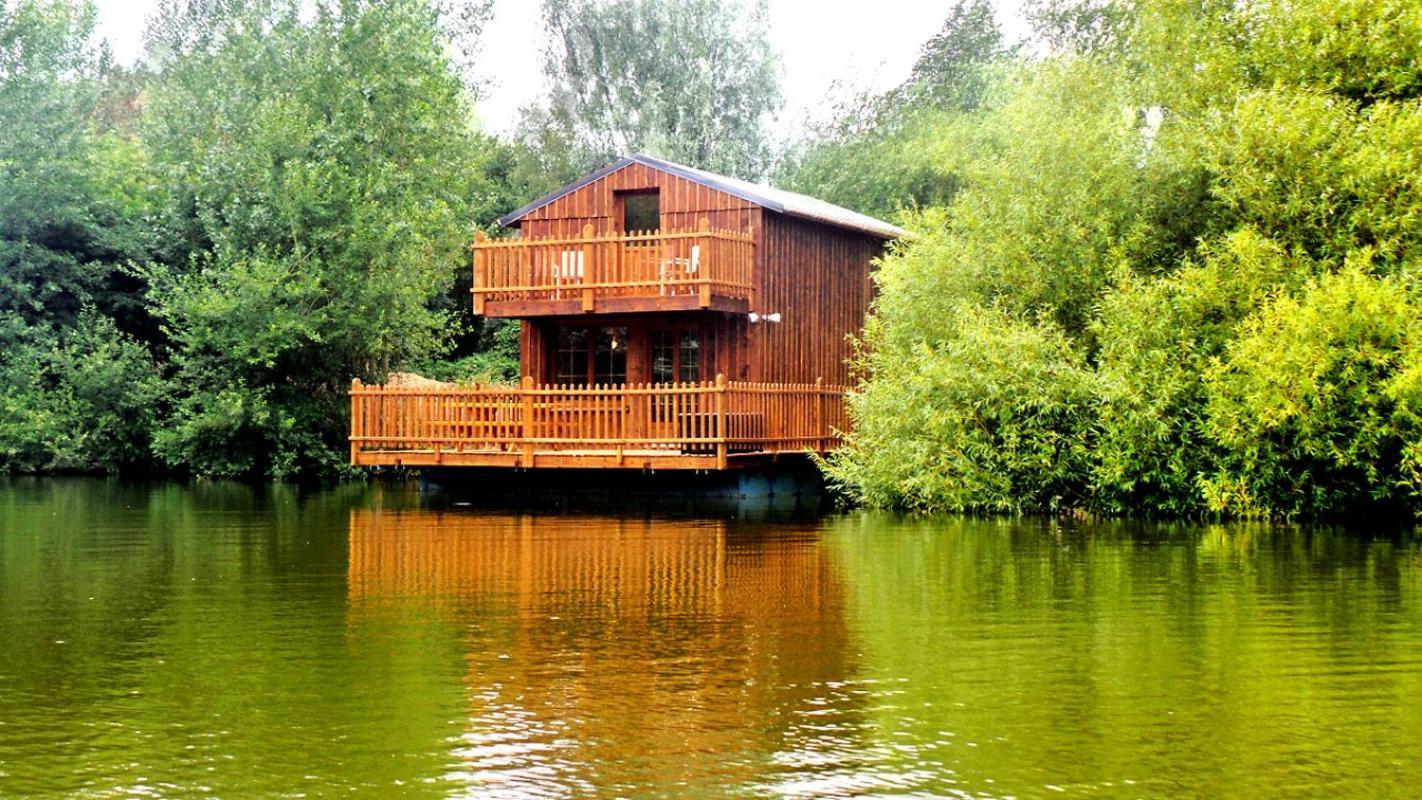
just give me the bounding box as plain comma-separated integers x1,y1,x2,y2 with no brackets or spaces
349,375,846,469
472,219,754,312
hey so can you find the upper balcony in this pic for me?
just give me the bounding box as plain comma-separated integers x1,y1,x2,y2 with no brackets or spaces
472,219,754,317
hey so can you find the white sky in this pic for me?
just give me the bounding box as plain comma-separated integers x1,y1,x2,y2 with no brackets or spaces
94,0,1030,137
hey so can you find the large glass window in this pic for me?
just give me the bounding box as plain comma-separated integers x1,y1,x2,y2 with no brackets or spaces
651,330,700,383
554,326,627,385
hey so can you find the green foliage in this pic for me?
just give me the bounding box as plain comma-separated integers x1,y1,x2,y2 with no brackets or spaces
418,319,520,384
0,0,149,338
825,304,1097,513
1091,229,1308,515
1249,0,1422,106
0,314,164,473
821,0,1422,517
1193,89,1422,266
777,107,962,223
890,0,1010,114
1024,0,1134,54
778,0,1008,219
141,0,497,478
1202,268,1422,516
525,0,781,180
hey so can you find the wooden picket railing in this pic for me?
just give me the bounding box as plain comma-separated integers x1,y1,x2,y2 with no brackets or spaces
472,218,754,313
349,375,846,470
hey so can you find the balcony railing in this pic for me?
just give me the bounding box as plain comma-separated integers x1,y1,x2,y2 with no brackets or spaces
349,375,846,470
472,219,754,315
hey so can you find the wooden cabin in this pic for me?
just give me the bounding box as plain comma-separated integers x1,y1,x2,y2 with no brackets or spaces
349,154,905,471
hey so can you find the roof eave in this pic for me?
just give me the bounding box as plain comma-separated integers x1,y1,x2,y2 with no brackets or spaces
495,156,637,228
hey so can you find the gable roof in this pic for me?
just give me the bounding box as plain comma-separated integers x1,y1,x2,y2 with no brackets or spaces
497,153,908,239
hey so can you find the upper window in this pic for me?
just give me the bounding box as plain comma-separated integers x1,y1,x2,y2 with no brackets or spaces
619,190,660,233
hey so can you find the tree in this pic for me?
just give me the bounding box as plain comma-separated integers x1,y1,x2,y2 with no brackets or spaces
777,0,1010,219
0,0,162,474
0,0,150,342
522,0,781,181
141,0,499,478
828,0,1422,517
891,0,1009,113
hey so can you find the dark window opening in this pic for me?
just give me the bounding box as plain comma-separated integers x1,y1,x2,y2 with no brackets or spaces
620,190,660,233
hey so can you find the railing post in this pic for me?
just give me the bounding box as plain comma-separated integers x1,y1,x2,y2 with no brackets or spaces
746,225,757,307
350,378,362,464
698,218,712,308
714,373,728,470
581,223,596,312
471,232,486,316
814,377,825,453
521,375,535,465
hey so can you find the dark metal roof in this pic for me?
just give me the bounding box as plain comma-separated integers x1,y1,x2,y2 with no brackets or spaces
496,154,908,239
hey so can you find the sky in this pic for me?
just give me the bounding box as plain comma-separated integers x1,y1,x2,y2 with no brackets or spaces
93,0,1031,137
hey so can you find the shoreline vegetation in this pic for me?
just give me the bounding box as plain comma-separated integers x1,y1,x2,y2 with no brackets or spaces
4,0,1421,520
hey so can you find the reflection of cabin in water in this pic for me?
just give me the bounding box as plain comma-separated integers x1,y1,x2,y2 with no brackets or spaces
344,510,851,787
350,154,904,471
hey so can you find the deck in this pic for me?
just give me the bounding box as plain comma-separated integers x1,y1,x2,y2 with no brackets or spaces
349,376,846,470
472,220,754,317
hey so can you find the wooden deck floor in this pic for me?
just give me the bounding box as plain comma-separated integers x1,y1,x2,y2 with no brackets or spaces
352,447,812,471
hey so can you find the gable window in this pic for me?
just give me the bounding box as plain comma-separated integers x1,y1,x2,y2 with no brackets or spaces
554,326,627,385
618,190,660,233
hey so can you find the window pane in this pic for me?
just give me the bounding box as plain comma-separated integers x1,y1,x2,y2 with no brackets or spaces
554,327,588,384
593,327,628,385
679,331,700,383
652,331,675,384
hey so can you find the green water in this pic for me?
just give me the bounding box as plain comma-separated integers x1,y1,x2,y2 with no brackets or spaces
1,479,1419,798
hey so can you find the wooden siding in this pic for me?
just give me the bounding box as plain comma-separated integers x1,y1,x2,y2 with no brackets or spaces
517,161,759,238
511,212,880,388
507,161,884,389
748,213,879,385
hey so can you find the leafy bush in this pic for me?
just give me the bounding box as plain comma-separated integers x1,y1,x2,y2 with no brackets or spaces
0,314,164,473
825,304,1097,513
1092,228,1310,515
1202,268,1422,516
420,320,521,384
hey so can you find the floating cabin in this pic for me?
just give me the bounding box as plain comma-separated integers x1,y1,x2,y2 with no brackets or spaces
349,154,905,471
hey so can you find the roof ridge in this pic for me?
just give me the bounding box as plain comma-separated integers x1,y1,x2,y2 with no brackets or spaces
497,154,907,239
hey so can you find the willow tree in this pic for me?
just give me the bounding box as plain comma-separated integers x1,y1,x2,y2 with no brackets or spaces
777,0,1011,219
521,0,781,181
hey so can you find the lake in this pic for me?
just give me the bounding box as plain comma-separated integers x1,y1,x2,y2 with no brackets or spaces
1,478,1419,798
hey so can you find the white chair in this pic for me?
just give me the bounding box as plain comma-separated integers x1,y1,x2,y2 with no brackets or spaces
659,245,700,295
554,250,583,298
